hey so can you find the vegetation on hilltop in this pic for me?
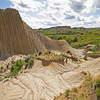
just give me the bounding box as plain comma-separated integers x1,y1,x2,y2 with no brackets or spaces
37,29,100,57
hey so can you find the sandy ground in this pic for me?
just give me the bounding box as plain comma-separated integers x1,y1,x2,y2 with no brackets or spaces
0,56,100,100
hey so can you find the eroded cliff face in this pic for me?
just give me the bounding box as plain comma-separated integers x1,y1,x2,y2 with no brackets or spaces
0,8,76,57
0,8,33,56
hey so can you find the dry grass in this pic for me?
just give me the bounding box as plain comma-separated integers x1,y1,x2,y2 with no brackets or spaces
54,74,99,100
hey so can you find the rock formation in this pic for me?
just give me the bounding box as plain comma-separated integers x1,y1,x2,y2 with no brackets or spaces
0,8,76,57
0,55,100,100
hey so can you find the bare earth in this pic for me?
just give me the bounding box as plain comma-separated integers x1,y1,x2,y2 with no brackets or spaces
0,56,100,100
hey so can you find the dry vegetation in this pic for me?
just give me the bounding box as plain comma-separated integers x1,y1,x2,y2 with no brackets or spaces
54,74,100,100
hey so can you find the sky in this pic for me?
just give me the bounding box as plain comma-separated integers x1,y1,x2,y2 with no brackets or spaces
0,0,100,29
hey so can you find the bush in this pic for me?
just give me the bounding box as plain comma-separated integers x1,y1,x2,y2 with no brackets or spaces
25,55,34,69
96,79,100,87
6,60,24,78
96,88,100,100
0,77,3,81
65,89,70,97
84,55,88,60
95,79,100,100
92,44,100,52
0,66,3,73
72,37,78,42
72,88,78,93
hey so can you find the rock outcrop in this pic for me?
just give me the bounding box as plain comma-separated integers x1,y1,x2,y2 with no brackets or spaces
0,55,100,100
0,8,76,58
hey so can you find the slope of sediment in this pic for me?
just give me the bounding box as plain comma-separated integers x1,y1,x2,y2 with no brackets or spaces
0,8,76,58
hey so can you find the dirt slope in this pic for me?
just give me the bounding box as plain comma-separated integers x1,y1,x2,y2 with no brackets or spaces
0,8,76,58
0,56,100,100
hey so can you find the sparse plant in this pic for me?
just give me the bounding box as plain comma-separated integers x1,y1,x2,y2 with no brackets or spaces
0,66,3,73
84,55,88,60
65,89,70,97
44,50,51,55
95,79,100,100
96,79,100,87
72,37,78,42
25,55,34,69
0,77,3,81
96,88,100,100
72,88,78,93
6,59,24,78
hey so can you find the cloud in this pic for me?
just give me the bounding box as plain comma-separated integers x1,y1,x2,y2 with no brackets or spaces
64,15,75,19
94,0,100,9
69,0,86,12
9,0,100,29
18,2,29,8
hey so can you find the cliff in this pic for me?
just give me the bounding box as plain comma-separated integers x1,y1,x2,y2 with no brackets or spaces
0,8,76,57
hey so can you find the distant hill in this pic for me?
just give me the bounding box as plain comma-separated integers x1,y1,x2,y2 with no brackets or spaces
38,26,100,31
39,26,71,31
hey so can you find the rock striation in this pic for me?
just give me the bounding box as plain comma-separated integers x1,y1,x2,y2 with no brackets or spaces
0,8,76,57
0,55,100,100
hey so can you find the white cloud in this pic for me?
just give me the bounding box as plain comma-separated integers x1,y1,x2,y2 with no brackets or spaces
10,0,100,29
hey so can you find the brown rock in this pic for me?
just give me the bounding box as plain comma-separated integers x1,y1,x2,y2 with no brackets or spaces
0,8,76,58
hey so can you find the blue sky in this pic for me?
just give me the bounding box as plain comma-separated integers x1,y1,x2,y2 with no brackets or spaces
0,0,11,8
0,0,100,29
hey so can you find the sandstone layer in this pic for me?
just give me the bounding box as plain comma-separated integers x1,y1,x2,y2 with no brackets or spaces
0,56,100,100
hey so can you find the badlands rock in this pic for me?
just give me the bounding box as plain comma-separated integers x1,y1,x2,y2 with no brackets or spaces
0,56,100,100
0,8,76,58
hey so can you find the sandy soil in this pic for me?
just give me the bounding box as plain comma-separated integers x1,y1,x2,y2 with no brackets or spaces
0,56,100,100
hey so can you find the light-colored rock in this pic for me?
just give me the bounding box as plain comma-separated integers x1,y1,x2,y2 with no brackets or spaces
0,57,100,100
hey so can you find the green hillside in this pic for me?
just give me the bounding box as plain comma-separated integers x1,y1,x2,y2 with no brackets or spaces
37,29,100,56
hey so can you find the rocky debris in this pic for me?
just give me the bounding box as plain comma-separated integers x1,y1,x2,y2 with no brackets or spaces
0,8,76,59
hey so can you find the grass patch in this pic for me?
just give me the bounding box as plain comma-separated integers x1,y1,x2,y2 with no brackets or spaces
96,88,100,100
6,60,24,78
0,66,3,73
65,89,70,97
55,75,99,100
25,55,34,69
0,77,4,81
0,55,35,81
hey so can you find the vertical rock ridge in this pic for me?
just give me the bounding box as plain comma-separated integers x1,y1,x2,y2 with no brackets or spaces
0,8,32,56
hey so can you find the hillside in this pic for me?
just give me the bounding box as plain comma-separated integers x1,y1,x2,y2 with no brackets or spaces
0,8,76,58
37,27,100,57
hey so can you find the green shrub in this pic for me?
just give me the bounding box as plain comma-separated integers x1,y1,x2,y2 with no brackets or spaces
96,79,100,87
25,55,34,69
72,37,78,42
6,60,24,78
65,89,70,97
95,79,100,100
0,66,3,73
0,77,3,81
16,60,24,67
72,88,78,93
96,88,100,100
84,77,93,88
84,55,88,60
